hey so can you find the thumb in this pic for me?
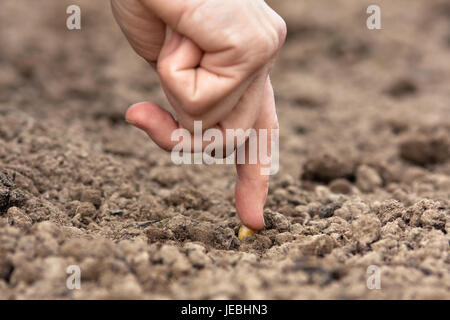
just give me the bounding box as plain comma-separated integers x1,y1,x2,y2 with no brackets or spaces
125,102,181,152
235,78,279,231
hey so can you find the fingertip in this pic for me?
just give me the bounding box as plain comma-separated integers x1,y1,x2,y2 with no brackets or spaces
125,101,179,151
235,178,268,231
125,102,156,129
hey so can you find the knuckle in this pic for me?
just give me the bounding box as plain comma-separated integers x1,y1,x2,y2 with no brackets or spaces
258,32,279,58
264,37,279,58
260,16,287,58
176,0,205,30
275,17,288,49
250,23,285,65
242,34,276,69
266,17,287,55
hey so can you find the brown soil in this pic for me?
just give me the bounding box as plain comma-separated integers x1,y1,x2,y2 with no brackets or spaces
0,0,449,299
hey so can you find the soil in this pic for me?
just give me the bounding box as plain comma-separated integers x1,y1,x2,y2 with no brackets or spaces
0,0,449,299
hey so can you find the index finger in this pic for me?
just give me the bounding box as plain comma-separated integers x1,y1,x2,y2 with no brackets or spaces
234,77,279,230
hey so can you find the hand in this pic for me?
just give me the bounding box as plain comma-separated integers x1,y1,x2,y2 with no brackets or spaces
111,0,286,230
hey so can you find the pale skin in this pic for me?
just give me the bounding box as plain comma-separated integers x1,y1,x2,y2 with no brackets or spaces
111,0,286,230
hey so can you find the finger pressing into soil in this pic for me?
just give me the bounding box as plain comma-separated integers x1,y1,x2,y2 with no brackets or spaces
235,77,278,231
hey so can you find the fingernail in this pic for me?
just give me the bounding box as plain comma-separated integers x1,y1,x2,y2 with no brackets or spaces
125,103,143,126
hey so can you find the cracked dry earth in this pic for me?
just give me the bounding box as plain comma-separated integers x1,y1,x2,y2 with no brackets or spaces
0,0,449,299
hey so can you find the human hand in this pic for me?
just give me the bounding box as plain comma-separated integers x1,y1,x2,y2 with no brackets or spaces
111,0,286,230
